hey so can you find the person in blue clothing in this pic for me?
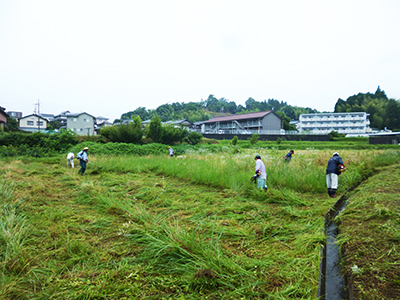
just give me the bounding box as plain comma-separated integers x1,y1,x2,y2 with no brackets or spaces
326,152,346,198
77,147,89,175
283,150,294,162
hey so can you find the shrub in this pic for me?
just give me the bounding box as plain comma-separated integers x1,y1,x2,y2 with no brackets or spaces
231,136,238,146
100,117,143,144
248,134,259,146
184,131,203,145
161,125,188,145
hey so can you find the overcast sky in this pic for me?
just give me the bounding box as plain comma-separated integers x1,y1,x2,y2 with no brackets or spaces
1,0,399,121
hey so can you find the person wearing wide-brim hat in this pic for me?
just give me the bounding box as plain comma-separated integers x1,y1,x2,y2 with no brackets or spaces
77,147,89,175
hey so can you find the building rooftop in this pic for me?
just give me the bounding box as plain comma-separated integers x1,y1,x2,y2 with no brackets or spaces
204,111,274,123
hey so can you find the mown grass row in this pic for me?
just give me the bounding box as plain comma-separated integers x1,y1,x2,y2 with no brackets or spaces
337,165,400,299
0,157,329,299
1,148,399,299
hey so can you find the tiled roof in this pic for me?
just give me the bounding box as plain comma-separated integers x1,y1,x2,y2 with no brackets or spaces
204,111,274,123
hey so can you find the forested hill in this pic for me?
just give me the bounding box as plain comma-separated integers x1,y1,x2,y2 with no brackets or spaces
120,95,318,130
335,87,400,131
119,88,400,131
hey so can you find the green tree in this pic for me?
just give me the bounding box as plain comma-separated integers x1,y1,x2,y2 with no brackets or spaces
276,111,295,130
146,116,163,143
5,117,19,132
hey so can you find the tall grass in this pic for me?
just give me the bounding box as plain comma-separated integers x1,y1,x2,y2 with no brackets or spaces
0,180,31,291
89,148,400,196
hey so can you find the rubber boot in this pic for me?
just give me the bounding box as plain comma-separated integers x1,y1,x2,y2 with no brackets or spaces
330,189,337,198
327,188,332,197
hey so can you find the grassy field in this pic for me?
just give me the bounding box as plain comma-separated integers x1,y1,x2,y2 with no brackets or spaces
1,147,399,299
338,164,400,299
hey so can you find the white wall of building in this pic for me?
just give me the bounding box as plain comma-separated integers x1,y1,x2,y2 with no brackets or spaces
298,112,370,135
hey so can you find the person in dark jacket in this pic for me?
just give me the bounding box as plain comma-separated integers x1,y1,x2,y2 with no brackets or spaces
284,150,294,162
326,152,345,198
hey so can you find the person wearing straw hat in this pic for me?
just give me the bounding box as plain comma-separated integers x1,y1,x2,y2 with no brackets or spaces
77,147,89,175
326,152,346,198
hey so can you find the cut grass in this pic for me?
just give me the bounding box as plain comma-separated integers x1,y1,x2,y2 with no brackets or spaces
337,165,400,300
0,148,399,299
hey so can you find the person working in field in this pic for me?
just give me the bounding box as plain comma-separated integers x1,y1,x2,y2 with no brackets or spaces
168,146,175,157
326,152,346,198
67,152,75,168
77,147,89,175
283,150,294,162
254,155,268,192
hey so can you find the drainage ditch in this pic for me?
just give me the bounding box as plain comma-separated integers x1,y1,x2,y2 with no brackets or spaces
318,193,351,300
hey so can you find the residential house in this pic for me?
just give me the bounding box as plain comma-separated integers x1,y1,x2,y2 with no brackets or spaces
54,111,71,129
163,119,193,129
94,116,112,134
66,112,95,135
6,111,22,120
18,114,48,132
0,107,8,130
203,111,282,134
40,113,55,123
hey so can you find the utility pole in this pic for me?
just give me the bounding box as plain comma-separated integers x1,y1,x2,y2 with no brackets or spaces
37,99,40,131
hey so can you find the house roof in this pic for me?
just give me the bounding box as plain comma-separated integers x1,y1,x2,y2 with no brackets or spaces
203,111,277,123
66,112,96,119
19,114,48,121
193,121,206,125
0,107,8,118
54,111,71,118
163,119,193,126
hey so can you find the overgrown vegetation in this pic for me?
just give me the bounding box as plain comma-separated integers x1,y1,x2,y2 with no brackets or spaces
0,147,399,299
0,130,79,157
338,165,400,299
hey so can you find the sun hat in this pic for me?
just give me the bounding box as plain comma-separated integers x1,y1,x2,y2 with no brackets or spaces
333,152,339,156
83,147,89,151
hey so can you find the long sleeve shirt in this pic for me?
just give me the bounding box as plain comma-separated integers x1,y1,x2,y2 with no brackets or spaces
255,159,267,180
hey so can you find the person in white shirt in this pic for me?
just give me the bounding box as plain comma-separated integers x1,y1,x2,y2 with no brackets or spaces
67,152,75,168
168,146,175,157
255,155,268,192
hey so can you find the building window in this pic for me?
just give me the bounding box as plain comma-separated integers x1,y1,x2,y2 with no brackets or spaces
80,128,83,132
73,118,77,122
37,121,43,126
83,118,86,122
27,121,34,125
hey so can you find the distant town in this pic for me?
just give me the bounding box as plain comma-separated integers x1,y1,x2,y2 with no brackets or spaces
0,106,396,141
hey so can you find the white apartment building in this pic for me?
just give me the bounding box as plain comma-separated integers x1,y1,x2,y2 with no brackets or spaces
298,112,370,135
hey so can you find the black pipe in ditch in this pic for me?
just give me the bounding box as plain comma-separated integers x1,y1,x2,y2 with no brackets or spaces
318,194,349,300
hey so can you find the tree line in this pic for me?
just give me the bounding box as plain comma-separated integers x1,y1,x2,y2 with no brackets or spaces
119,88,400,131
119,95,319,130
335,87,400,131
